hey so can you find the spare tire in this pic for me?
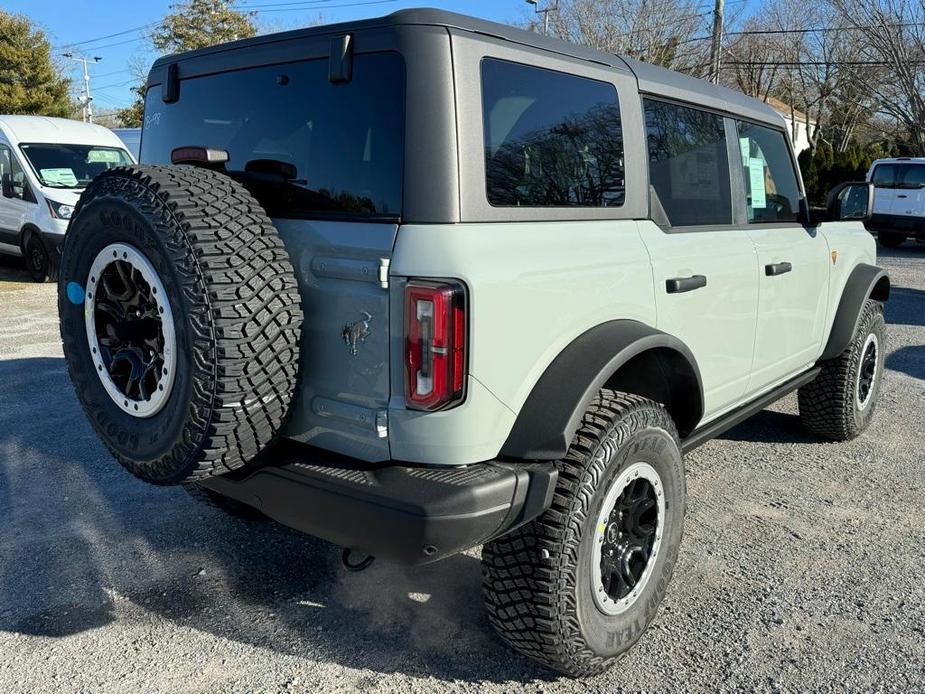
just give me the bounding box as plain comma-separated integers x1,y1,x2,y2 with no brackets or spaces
58,165,303,485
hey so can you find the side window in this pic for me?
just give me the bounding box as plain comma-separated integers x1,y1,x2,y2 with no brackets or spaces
736,121,801,223
643,99,731,226
871,163,897,189
481,59,625,208
0,145,25,199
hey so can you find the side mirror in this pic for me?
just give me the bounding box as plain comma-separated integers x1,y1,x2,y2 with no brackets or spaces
1,173,13,198
826,181,874,222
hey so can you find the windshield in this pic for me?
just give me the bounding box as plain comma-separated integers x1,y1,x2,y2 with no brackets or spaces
19,143,133,189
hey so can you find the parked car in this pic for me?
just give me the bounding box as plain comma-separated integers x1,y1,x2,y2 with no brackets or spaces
57,10,889,677
0,116,135,281
112,127,141,161
866,156,925,247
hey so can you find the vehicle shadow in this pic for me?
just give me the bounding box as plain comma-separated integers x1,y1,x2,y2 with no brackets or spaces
884,286,925,328
0,255,31,283
717,408,819,446
885,345,925,381
0,357,554,684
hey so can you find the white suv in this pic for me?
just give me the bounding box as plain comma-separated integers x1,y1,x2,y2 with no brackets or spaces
866,157,925,247
0,116,134,281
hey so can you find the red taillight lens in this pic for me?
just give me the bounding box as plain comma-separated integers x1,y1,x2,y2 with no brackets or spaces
405,280,467,411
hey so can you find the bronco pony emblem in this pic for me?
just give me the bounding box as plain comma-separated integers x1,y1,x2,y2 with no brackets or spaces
343,311,372,356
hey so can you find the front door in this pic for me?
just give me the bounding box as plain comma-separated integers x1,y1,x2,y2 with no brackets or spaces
735,121,830,391
640,99,759,420
0,144,30,254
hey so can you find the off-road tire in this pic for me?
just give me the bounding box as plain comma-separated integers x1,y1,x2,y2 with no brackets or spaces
878,232,905,248
482,391,686,677
185,483,268,522
798,299,885,441
58,165,302,485
26,233,56,283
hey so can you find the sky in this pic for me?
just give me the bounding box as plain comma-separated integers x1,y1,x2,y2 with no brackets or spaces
10,0,522,113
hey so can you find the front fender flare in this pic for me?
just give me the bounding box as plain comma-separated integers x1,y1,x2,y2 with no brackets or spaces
500,320,703,460
820,263,890,361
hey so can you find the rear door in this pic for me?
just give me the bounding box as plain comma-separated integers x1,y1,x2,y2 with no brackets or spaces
736,120,830,390
140,50,406,462
639,99,759,420
893,162,925,218
870,162,898,217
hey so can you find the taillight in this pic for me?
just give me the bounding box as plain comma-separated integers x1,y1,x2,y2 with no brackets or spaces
405,280,467,411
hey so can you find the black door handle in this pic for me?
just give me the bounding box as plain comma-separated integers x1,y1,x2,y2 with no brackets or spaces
897,194,908,199
666,275,707,293
765,262,793,276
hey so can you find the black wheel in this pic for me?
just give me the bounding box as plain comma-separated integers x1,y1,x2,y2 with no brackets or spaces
58,165,303,485
878,232,905,248
185,484,268,522
482,391,685,677
798,299,886,441
25,234,55,282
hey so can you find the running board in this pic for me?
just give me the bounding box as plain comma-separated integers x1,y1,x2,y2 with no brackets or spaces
681,368,821,454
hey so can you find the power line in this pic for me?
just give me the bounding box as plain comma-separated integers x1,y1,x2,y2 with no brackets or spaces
55,22,160,50
251,0,398,12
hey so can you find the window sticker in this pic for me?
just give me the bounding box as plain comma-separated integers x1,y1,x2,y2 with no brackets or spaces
87,150,123,163
739,137,751,167
748,157,767,209
40,168,78,186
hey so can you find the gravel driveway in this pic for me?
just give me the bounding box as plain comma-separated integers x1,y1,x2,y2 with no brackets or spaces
0,246,923,693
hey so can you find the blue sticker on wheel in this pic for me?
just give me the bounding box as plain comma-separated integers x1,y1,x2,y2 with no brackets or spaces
66,281,85,305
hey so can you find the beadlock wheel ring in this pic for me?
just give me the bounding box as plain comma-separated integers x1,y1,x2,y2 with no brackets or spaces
591,461,665,616
855,332,879,411
84,242,176,418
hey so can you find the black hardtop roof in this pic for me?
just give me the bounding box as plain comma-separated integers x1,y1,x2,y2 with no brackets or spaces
149,7,783,128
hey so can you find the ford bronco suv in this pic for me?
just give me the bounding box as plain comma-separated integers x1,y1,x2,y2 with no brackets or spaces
58,10,890,677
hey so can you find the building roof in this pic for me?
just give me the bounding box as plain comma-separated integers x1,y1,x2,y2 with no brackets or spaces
0,116,125,146
765,97,815,124
150,8,784,129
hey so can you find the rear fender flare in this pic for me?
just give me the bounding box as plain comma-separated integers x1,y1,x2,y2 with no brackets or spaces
500,320,704,460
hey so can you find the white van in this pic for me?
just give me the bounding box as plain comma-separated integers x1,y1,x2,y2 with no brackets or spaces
0,116,135,281
866,157,925,247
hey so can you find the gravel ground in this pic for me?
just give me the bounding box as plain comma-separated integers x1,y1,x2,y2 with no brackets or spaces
0,246,923,694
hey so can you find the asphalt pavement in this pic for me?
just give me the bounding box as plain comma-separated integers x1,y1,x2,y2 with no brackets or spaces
0,245,923,693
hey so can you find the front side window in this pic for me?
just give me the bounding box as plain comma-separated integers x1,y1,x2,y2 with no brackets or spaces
0,144,28,198
19,144,132,189
141,52,405,220
644,99,731,226
736,121,801,223
481,59,625,208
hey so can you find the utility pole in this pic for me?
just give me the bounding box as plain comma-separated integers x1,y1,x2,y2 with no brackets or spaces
526,0,559,36
62,53,102,123
708,0,724,84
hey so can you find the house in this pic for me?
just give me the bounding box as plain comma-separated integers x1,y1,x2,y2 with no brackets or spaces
766,96,816,155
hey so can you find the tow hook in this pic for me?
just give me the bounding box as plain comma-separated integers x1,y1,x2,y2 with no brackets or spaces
341,548,375,572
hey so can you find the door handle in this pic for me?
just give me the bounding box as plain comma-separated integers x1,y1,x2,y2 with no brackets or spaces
666,275,707,293
897,194,908,199
765,262,793,276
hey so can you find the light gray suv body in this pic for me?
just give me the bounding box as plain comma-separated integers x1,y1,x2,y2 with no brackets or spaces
59,10,890,677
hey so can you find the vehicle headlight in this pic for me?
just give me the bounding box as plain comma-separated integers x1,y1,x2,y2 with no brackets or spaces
47,199,75,220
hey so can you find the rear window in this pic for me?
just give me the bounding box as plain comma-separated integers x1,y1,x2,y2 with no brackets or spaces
481,59,625,208
872,162,925,189
141,52,405,220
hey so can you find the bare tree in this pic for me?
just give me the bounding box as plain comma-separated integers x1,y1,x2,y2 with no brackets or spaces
545,0,713,74
831,0,925,153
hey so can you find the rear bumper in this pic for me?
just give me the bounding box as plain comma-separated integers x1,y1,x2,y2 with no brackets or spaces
200,444,558,565
866,214,925,238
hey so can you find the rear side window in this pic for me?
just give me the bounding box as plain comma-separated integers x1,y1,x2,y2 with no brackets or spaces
871,163,897,188
481,59,625,208
735,121,801,223
141,52,405,220
643,99,731,226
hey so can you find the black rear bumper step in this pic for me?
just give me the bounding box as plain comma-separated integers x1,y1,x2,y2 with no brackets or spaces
200,447,558,565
